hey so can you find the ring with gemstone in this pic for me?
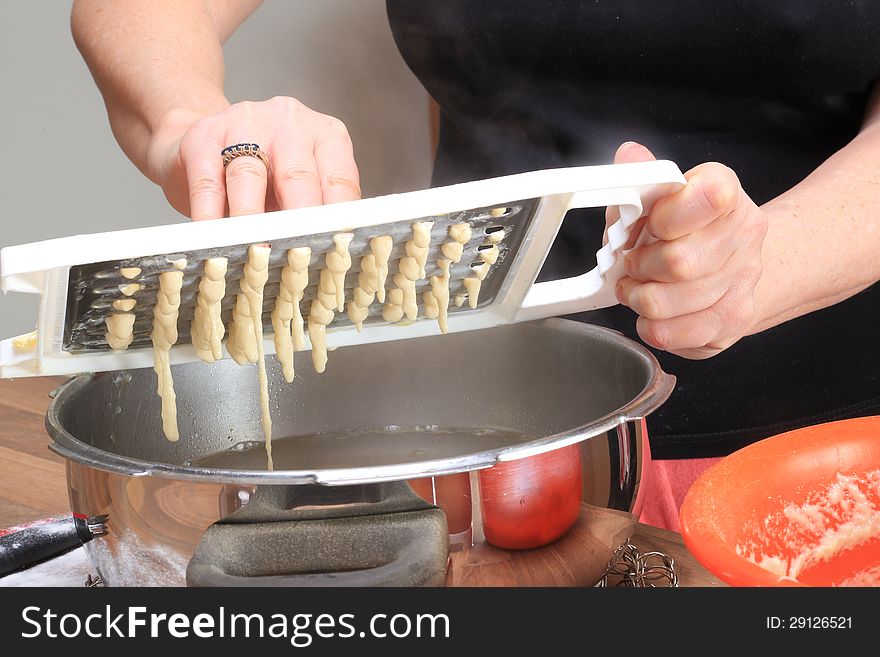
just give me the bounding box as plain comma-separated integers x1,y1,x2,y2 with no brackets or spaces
221,143,269,169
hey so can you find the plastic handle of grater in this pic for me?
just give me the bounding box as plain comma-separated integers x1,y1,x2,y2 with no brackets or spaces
0,332,39,378
514,187,648,321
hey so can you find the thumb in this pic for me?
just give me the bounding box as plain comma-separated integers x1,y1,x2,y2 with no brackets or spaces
613,141,657,164
604,141,658,246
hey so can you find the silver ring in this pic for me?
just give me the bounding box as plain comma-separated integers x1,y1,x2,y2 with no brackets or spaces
221,143,269,169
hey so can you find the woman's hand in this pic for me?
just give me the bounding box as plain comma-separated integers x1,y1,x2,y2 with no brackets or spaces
146,96,361,220
609,142,769,359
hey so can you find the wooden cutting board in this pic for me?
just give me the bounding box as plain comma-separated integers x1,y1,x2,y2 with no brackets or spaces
447,503,635,587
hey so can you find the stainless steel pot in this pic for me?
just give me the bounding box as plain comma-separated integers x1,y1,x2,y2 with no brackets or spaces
46,318,674,586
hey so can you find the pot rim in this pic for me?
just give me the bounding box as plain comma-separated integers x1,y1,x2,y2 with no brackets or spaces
45,320,675,485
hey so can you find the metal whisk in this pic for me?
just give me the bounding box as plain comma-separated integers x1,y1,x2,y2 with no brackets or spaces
597,540,679,587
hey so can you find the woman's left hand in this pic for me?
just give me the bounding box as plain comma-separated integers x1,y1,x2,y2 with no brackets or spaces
609,142,769,359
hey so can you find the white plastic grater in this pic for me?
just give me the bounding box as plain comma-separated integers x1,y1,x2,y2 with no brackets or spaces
0,160,685,378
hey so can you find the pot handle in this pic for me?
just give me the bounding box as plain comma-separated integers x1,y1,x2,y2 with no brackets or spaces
0,514,104,577
186,481,449,587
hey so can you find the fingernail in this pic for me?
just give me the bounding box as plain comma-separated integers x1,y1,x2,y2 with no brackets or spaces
615,280,627,303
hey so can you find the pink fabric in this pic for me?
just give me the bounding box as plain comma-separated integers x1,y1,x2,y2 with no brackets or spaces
637,457,722,533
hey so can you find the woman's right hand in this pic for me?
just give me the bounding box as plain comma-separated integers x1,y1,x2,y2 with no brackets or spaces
146,96,361,220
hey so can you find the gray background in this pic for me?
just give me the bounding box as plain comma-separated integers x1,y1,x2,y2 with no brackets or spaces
0,0,433,337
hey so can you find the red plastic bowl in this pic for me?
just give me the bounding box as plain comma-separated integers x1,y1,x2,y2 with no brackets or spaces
680,416,880,587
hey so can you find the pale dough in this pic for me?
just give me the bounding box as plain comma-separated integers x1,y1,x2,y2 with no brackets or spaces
395,255,421,321
472,261,491,280
191,257,227,363
347,254,378,331
429,259,452,333
226,294,258,365
370,235,393,303
237,245,273,469
307,298,335,373
317,269,338,311
112,299,136,312
271,290,296,381
288,249,312,351
463,277,481,309
392,273,417,321
12,331,37,352
272,247,311,382
440,241,464,263
119,267,141,279
384,222,432,325
446,223,475,307
405,221,433,279
479,244,499,265
307,237,354,373
151,267,185,441
357,254,380,302
448,223,472,244
105,312,135,350
325,233,354,312
422,290,440,319
459,247,494,309
397,255,420,282
309,269,336,373
346,301,369,331
382,287,405,323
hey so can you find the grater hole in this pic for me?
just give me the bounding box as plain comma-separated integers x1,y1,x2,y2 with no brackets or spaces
93,270,123,280
489,207,511,217
485,226,504,234
477,244,496,251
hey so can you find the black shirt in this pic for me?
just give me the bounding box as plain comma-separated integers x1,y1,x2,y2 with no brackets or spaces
386,1,880,459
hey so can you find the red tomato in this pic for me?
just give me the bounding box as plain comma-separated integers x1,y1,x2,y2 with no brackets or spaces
479,444,583,550
408,472,473,535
